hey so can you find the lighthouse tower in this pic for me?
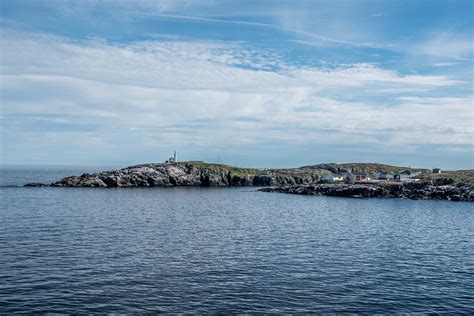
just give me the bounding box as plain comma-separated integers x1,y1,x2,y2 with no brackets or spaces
164,150,178,163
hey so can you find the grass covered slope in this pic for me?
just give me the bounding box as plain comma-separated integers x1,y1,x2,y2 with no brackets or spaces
420,169,474,183
34,161,474,187
302,162,427,174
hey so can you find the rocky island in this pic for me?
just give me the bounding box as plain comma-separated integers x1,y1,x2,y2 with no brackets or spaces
259,182,474,202
24,161,473,202
47,161,323,187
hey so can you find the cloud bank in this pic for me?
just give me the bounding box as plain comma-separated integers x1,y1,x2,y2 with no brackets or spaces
1,0,473,167
1,30,472,167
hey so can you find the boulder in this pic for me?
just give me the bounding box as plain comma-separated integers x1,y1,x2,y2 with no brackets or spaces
24,182,47,187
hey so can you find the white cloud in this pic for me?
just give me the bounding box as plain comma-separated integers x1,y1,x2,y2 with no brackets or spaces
51,0,217,16
432,62,458,67
1,30,472,165
410,33,474,61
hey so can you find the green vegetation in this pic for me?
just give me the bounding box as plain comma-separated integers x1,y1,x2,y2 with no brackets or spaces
134,161,473,184
337,163,426,174
181,161,259,176
420,170,474,184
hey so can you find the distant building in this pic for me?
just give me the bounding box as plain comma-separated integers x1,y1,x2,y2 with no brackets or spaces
377,172,394,180
432,168,441,174
165,150,177,164
394,173,410,182
411,171,422,177
347,173,369,182
321,174,344,182
394,171,421,182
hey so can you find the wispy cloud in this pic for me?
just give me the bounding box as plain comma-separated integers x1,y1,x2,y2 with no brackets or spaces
1,30,471,166
432,62,458,67
411,32,474,61
1,0,473,167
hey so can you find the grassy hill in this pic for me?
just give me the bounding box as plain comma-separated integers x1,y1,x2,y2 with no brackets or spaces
130,161,473,184
302,162,427,174
419,170,474,183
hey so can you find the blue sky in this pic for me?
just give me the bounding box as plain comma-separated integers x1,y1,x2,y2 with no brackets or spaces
0,0,473,168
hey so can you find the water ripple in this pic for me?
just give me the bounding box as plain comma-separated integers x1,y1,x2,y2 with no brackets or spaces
1,185,473,313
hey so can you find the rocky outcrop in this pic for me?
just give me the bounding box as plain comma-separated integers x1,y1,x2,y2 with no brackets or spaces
24,161,474,202
48,162,322,188
259,182,474,202
23,182,48,187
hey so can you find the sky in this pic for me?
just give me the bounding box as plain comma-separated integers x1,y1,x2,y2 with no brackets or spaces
0,0,473,168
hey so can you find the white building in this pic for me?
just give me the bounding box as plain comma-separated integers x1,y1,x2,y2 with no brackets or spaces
346,173,369,183
320,174,344,182
394,173,410,182
394,172,420,182
377,172,394,180
410,171,422,177
165,151,177,163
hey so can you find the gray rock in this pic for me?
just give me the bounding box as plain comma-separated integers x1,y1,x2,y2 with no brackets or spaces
260,182,473,202
24,182,47,187
49,162,323,188
43,161,474,202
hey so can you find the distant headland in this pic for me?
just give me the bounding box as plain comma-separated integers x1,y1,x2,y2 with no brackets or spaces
24,161,473,202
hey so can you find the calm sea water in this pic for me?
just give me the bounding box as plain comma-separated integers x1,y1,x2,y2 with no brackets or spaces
1,166,473,313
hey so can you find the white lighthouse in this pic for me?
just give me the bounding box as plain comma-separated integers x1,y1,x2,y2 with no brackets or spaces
164,150,177,163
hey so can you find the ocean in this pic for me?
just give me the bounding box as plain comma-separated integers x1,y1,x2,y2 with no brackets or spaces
0,166,473,313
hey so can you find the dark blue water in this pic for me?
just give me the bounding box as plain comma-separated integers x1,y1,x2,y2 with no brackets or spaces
1,166,473,313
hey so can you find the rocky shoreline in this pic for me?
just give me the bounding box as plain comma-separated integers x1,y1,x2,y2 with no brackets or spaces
259,182,474,202
23,161,473,201
26,162,322,188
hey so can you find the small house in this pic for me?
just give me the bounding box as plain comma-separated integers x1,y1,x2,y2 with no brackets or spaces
394,173,410,182
321,174,344,182
347,173,369,182
410,171,422,177
377,172,394,180
394,171,420,182
432,168,441,174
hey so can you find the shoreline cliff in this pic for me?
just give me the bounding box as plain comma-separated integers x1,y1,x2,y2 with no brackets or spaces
23,161,473,201
45,161,323,187
259,182,473,202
